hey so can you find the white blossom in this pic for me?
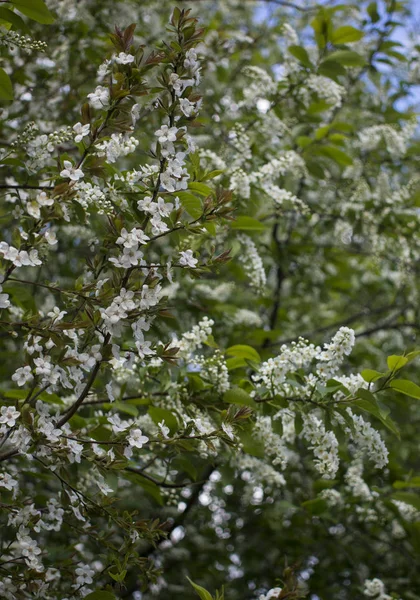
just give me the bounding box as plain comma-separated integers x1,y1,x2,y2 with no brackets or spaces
114,52,135,64
60,160,84,181
128,428,149,448
87,85,110,109
0,405,20,427
179,249,198,268
12,365,34,387
73,122,90,143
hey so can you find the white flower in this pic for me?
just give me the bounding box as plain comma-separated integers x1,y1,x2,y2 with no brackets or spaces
0,405,20,427
179,98,197,117
222,422,235,440
108,414,130,434
154,200,172,221
135,334,155,359
115,52,135,64
19,533,42,563
158,420,170,438
259,588,283,600
45,230,57,245
87,85,110,109
128,428,149,448
60,160,84,181
0,284,10,309
11,366,33,387
177,316,214,358
363,578,389,598
97,59,111,79
74,563,95,587
116,227,149,248
237,234,266,292
47,306,67,322
73,122,90,143
184,48,199,70
34,356,52,376
155,125,178,144
26,200,41,219
37,192,54,207
0,472,19,495
105,382,115,402
179,249,198,268
150,213,170,235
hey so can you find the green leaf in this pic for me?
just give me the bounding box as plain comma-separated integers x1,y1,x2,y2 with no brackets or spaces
172,456,197,481
332,121,354,133
226,356,249,371
202,169,224,181
323,50,365,67
231,216,266,231
226,345,261,363
296,136,312,148
188,181,213,197
187,373,206,391
204,333,218,348
238,429,265,458
353,389,400,437
307,100,333,114
148,406,179,433
288,45,313,68
390,379,420,400
108,569,127,583
391,491,420,512
84,592,116,600
0,7,28,31
125,472,163,505
318,59,347,80
316,145,353,166
315,126,330,140
0,68,13,101
223,387,256,408
367,1,380,23
177,192,202,219
361,369,385,383
2,389,27,400
405,350,420,363
187,577,214,600
11,0,55,24
387,355,408,371
113,402,138,417
393,477,420,489
331,26,364,44
302,497,328,515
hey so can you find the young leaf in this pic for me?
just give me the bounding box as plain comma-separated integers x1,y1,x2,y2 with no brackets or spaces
390,379,420,400
331,26,364,44
361,369,385,383
288,45,313,68
188,181,214,197
187,577,214,600
387,355,408,371
323,50,365,67
226,345,261,363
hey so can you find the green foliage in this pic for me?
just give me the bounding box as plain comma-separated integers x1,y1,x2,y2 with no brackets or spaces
8,0,55,24
0,67,13,100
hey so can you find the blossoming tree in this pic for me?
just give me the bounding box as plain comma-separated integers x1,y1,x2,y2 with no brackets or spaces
1,0,420,599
